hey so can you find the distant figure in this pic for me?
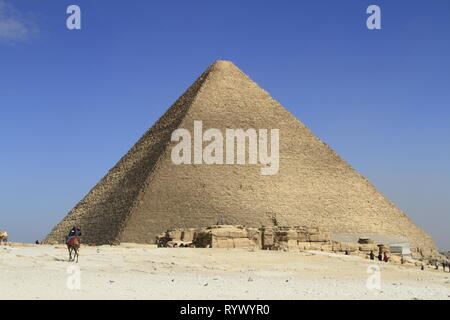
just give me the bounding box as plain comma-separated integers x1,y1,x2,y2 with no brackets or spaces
420,265,424,271
0,231,8,244
435,261,439,270
66,226,81,263
378,253,383,261
345,250,350,255
35,240,39,245
369,251,375,260
400,255,405,264
383,252,389,263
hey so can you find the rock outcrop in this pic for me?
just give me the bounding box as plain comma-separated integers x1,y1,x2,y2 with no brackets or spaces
156,225,387,258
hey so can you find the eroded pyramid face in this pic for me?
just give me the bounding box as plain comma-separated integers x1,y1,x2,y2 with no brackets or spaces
44,61,437,257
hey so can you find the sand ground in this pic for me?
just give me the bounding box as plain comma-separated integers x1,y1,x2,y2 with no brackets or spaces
0,243,449,300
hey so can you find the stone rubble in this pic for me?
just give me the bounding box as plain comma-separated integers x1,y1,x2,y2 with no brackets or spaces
157,225,397,259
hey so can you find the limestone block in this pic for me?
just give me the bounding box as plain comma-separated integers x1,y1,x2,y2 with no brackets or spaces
210,228,230,237
168,229,183,241
308,233,330,242
340,242,359,252
246,228,260,240
262,231,274,247
359,244,378,252
233,238,255,248
332,241,341,252
306,228,319,234
287,230,299,239
215,238,234,248
309,243,322,250
228,229,248,238
287,239,299,250
297,242,311,250
297,232,309,242
181,229,196,242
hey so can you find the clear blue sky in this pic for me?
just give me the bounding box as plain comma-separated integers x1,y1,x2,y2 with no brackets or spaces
1,0,449,250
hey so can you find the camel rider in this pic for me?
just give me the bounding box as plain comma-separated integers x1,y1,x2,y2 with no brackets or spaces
71,227,81,237
66,226,81,244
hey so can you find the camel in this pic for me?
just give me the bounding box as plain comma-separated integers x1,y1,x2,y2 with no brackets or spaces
67,237,80,263
0,231,8,244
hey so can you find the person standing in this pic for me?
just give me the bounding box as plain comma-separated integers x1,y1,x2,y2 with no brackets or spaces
369,250,375,260
383,252,389,263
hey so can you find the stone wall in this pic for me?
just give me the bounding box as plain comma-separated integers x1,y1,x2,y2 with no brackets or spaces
157,225,260,249
157,225,392,259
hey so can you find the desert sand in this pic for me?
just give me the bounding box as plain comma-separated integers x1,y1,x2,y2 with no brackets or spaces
0,243,449,300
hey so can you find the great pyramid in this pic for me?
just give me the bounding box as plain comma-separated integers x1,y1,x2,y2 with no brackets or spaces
45,60,437,257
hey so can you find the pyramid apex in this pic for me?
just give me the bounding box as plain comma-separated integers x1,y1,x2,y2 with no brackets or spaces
209,60,239,71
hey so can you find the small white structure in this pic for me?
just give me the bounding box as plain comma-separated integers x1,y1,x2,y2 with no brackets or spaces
389,242,411,255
